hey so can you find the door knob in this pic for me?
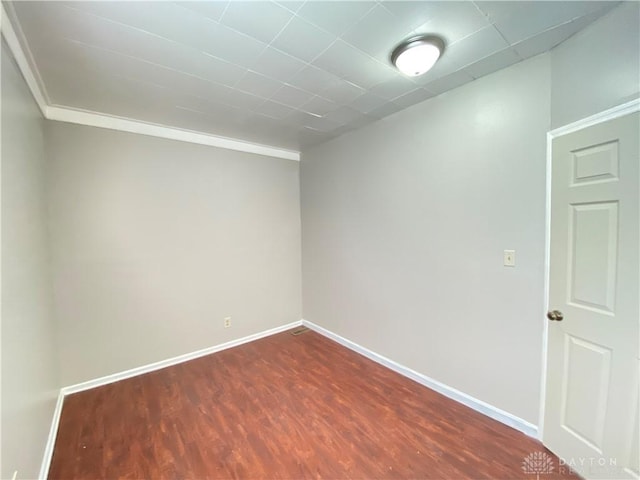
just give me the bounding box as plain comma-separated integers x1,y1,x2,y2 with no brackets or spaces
547,310,564,321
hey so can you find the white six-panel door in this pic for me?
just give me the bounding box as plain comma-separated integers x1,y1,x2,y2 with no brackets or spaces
544,112,639,479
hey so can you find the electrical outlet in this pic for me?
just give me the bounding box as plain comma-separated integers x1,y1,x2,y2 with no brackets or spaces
504,249,516,267
224,317,231,328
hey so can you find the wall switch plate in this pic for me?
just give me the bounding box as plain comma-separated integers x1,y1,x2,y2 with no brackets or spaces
504,250,516,267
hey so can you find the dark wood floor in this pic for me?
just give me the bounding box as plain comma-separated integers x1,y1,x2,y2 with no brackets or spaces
49,328,576,479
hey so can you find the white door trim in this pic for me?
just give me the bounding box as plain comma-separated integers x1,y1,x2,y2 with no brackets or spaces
538,97,640,441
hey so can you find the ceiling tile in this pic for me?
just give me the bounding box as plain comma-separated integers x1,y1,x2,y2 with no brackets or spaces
311,39,373,77
491,2,615,44
34,36,245,106
270,84,315,108
9,0,621,150
349,92,389,114
283,110,323,127
317,80,365,104
323,106,369,125
37,59,177,117
341,4,412,61
216,88,266,111
369,75,419,100
271,16,336,63
234,70,283,98
299,96,339,116
275,1,307,14
478,1,615,22
197,23,267,65
284,111,341,132
13,2,248,87
410,2,491,45
297,1,375,36
287,66,342,95
63,2,265,65
343,59,398,90
220,1,293,44
253,100,298,120
63,1,206,44
472,1,526,22
366,102,405,119
423,70,474,95
300,115,343,132
178,1,229,22
392,88,436,108
464,48,522,79
380,1,446,32
175,103,246,126
248,47,306,82
442,25,510,70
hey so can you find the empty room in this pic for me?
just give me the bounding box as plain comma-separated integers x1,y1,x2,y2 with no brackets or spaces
1,1,639,479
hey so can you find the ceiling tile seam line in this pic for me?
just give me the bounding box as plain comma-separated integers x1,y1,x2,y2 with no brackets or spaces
68,1,264,52
51,25,362,106
53,36,288,108
513,15,589,46
273,1,298,16
60,1,345,96
28,34,335,124
50,31,393,120
59,1,402,94
0,3,49,114
34,30,375,127
60,4,269,76
61,1,302,82
470,1,489,19
280,2,380,67
223,0,378,61
1,10,300,161
49,0,428,100
60,43,327,116
216,1,233,26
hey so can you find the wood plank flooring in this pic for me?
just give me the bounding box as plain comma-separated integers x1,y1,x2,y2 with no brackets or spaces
48,329,577,479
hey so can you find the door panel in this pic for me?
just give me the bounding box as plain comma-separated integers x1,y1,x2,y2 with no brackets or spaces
544,112,639,480
561,335,611,452
568,201,618,313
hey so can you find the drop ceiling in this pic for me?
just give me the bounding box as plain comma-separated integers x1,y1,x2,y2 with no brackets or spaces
5,1,618,153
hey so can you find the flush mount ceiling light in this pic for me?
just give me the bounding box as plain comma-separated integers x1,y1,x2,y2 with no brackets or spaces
391,35,444,77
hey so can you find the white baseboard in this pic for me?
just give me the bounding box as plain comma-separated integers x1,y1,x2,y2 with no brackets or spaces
39,320,302,478
302,319,538,439
39,389,65,480
62,320,302,395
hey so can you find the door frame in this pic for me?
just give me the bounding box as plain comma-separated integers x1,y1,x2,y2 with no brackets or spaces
538,97,640,442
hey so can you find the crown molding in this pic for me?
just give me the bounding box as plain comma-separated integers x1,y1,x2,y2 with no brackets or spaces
1,3,48,115
46,106,301,161
0,6,301,161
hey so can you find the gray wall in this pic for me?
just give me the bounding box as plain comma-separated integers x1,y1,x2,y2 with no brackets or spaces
551,2,640,128
45,123,302,386
1,41,59,479
300,2,640,427
301,55,551,424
